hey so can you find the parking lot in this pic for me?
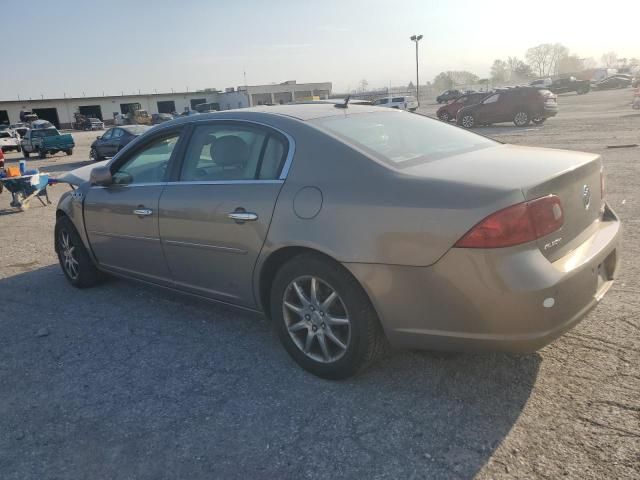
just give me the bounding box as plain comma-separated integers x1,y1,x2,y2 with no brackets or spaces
0,88,638,479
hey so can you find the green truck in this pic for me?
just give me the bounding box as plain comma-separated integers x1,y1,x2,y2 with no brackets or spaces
21,126,75,159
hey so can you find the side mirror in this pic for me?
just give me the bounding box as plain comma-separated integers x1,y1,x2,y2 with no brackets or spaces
90,166,112,186
96,135,102,140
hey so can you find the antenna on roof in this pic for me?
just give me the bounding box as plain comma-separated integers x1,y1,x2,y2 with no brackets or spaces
334,95,350,109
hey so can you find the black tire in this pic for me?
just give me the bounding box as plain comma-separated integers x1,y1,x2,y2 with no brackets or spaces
23,149,29,159
513,110,530,127
89,147,102,161
439,111,450,122
270,253,388,379
55,215,103,288
65,149,73,155
532,117,546,125
38,149,46,159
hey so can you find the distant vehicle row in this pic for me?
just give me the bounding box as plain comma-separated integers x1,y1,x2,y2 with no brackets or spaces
437,86,557,128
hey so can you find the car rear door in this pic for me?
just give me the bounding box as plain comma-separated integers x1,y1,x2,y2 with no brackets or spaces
96,129,113,157
158,120,292,308
83,127,184,284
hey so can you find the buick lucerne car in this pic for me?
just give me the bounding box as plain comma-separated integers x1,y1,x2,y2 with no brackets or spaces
55,104,620,379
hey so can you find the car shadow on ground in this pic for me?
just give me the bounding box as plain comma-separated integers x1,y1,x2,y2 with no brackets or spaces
0,266,541,479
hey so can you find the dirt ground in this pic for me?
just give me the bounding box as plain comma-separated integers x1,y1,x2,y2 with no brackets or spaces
0,89,638,479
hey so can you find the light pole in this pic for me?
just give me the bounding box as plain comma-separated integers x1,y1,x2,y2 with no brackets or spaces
410,34,423,106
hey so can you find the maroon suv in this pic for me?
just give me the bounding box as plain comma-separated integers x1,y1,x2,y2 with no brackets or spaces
456,87,558,128
436,92,489,122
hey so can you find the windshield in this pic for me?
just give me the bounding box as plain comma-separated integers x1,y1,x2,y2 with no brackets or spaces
0,132,12,138
31,129,60,138
311,111,496,167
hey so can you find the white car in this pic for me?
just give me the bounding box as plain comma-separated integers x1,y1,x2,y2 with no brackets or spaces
373,95,418,111
0,130,21,152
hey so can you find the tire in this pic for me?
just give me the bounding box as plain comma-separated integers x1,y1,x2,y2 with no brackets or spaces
89,147,102,161
38,149,46,159
513,110,530,127
270,253,388,379
23,149,29,159
439,111,450,122
16,145,21,152
65,149,73,156
460,114,475,128
55,216,103,288
532,116,546,125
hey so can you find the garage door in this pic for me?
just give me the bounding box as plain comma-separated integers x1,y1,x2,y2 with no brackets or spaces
157,101,176,114
32,108,60,128
0,110,9,125
79,105,103,120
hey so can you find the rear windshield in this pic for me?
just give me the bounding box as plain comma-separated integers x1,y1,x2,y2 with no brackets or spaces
31,129,59,138
122,126,149,135
311,111,496,167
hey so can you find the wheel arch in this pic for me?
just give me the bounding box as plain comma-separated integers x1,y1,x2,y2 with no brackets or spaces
255,246,377,322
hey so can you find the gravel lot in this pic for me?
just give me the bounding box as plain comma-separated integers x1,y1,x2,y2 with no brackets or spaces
1,89,638,479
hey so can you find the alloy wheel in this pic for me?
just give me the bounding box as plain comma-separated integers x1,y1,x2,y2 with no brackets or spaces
440,112,450,121
90,148,97,160
514,112,529,126
282,276,351,363
60,230,79,280
462,115,474,128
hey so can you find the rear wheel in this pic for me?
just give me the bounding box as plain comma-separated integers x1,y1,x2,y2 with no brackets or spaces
513,110,530,127
23,149,29,159
55,216,103,288
271,254,387,379
460,114,475,128
64,149,73,156
38,149,47,159
532,116,546,125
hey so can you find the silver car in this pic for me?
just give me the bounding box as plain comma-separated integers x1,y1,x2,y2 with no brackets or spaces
55,104,620,379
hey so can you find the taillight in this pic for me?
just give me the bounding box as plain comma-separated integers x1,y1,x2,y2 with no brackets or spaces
455,195,563,248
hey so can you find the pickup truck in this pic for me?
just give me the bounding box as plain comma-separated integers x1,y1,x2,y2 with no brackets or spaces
531,76,590,95
21,127,75,159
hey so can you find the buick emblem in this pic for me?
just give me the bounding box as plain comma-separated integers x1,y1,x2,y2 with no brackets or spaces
582,184,591,210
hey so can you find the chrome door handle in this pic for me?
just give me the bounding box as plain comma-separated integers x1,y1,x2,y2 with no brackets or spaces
133,208,153,216
228,212,258,222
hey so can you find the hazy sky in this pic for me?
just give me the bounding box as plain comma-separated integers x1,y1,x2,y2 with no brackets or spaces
1,0,637,100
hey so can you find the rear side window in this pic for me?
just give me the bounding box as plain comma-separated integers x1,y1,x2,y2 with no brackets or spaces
392,97,404,103
482,94,500,104
311,111,496,168
376,98,389,105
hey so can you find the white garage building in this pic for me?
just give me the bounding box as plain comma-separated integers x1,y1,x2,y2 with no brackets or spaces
0,80,332,129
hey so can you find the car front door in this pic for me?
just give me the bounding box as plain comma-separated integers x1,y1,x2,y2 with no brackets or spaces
107,128,124,156
475,92,501,123
158,121,291,308
83,128,183,284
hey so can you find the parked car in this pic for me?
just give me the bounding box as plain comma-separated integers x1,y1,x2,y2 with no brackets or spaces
89,125,150,161
533,77,590,95
457,87,558,128
373,96,418,111
73,113,104,131
152,113,174,125
436,89,462,103
21,127,74,158
0,130,21,152
54,104,619,379
436,92,488,121
592,76,632,90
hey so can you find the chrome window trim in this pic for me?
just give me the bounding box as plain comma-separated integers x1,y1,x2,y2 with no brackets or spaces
165,179,284,186
177,117,296,180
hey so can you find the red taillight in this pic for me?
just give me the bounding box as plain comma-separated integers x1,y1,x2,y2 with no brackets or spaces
455,195,563,248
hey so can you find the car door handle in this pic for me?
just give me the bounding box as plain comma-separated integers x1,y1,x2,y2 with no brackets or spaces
133,208,153,216
228,212,258,222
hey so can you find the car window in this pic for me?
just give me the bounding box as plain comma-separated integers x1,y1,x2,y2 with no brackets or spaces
482,93,500,104
376,98,389,105
392,97,404,103
179,123,286,182
112,132,179,185
311,111,496,168
0,132,11,138
112,129,124,139
101,129,113,140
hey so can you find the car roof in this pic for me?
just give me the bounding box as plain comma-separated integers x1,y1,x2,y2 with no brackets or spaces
165,103,390,123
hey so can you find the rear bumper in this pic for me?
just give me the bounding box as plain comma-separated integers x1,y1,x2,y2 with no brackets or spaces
344,204,620,353
543,106,559,118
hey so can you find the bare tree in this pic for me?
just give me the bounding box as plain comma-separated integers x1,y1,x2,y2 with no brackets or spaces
526,43,568,77
583,57,597,69
557,55,584,75
490,59,508,83
601,51,618,68
507,57,532,78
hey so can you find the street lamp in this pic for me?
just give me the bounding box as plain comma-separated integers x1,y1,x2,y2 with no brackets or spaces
410,34,423,106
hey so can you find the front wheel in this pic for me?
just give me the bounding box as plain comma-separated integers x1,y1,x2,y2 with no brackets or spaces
513,111,530,127
438,111,450,122
89,147,102,161
271,254,387,379
460,114,475,128
55,216,103,288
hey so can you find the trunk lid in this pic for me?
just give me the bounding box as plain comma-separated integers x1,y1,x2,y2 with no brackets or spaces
402,144,603,259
